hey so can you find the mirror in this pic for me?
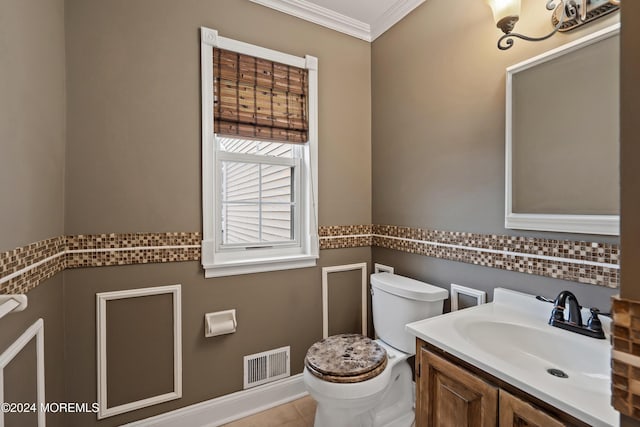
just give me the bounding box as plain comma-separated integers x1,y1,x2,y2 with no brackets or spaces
505,24,619,235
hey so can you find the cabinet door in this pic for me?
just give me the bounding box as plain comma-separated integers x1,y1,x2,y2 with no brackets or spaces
417,346,498,427
499,390,567,427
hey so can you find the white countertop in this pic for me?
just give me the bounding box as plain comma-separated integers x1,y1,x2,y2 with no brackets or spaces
406,288,618,427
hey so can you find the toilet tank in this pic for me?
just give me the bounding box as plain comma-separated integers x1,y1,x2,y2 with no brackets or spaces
371,273,448,354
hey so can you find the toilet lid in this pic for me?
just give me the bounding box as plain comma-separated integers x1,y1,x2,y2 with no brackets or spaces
304,334,387,383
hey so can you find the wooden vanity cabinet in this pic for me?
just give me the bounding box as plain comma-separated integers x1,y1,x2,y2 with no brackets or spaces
499,390,565,427
417,345,498,426
416,339,585,427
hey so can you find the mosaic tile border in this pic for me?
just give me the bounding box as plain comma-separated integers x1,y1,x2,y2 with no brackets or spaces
612,296,640,419
0,233,201,295
318,225,372,250
318,225,372,237
319,224,619,287
0,236,66,279
66,247,201,269
66,232,201,269
372,224,619,288
1,256,66,296
320,235,372,250
0,225,621,295
373,225,619,266
66,232,201,250
373,235,619,288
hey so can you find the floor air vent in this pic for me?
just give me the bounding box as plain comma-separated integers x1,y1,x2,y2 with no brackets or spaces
243,346,290,389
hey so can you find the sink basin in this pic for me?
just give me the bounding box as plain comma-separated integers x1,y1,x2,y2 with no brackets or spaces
405,288,617,427
457,319,610,391
459,320,609,375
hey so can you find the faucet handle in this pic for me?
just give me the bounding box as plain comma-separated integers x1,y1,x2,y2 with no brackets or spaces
587,307,603,332
550,306,565,323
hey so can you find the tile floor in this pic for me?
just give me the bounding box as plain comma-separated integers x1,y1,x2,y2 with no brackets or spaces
222,395,317,427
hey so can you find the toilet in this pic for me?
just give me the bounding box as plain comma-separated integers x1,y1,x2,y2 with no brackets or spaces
303,272,448,427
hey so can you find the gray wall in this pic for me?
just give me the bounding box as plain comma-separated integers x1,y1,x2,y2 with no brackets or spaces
620,4,640,427
62,0,372,425
0,0,67,426
64,0,371,231
371,0,620,309
63,249,371,426
620,0,640,302
0,0,66,251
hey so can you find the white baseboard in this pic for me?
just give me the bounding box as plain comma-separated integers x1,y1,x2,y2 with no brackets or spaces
123,374,307,427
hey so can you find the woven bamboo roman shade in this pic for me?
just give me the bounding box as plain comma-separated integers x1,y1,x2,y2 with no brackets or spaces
213,48,309,143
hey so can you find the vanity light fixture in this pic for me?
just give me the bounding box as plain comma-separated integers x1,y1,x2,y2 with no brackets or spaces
485,0,620,50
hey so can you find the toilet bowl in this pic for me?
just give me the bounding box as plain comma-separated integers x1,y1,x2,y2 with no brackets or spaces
303,273,448,427
304,339,414,427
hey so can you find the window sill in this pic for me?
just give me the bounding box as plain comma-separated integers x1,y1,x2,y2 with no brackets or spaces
203,254,318,278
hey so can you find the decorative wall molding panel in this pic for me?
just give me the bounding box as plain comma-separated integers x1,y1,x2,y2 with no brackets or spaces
96,285,182,419
321,263,368,338
450,283,487,311
0,319,46,427
0,225,620,295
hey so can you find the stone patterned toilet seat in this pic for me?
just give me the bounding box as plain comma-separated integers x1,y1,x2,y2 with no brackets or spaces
304,334,388,383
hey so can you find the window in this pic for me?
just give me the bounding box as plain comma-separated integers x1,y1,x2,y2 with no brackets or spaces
217,138,299,247
200,28,318,277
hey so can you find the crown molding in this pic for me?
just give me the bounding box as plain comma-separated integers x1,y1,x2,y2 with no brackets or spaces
370,0,426,41
249,0,426,42
249,0,372,42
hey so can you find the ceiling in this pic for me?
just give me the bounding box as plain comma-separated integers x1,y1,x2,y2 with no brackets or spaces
249,0,426,42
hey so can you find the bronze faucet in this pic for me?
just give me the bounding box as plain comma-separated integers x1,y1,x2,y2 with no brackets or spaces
547,291,605,339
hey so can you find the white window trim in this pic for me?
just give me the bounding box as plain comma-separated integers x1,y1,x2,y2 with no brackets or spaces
200,27,319,278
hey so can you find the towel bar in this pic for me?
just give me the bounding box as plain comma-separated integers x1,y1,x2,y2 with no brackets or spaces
0,295,28,320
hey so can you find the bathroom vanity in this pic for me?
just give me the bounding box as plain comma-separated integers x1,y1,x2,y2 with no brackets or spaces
406,288,618,427
416,341,587,426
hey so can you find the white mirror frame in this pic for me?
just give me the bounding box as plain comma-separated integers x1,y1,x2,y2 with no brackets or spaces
505,23,620,236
